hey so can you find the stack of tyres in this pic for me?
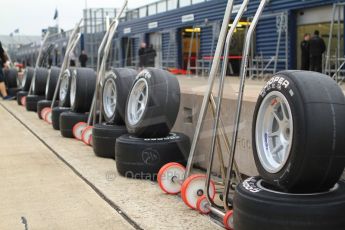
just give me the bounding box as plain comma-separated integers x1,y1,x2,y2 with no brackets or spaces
59,68,96,137
90,68,138,158
3,68,20,97
25,68,48,112
115,68,190,181
17,67,34,105
50,68,73,130
231,71,345,230
37,67,60,119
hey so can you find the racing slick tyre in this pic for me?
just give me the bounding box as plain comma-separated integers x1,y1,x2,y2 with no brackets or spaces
60,111,88,138
115,132,190,180
32,68,49,95
45,67,60,100
25,95,45,112
125,68,180,138
37,100,58,119
58,69,73,107
52,107,71,130
92,123,128,159
233,177,345,230
70,68,96,113
102,68,137,125
252,70,345,192
21,67,34,91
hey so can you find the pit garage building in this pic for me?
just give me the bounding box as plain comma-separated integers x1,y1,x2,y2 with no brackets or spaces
14,0,345,75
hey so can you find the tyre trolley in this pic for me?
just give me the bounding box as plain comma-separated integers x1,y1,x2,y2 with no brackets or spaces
71,0,128,144
42,20,82,123
24,31,51,103
158,0,269,229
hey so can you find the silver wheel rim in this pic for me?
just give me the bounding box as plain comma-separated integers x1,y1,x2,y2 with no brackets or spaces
59,70,70,102
127,78,148,126
103,78,117,119
70,71,77,107
255,91,293,173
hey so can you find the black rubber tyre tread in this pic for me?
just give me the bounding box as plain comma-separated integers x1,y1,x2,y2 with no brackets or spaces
58,69,73,107
233,177,345,230
125,68,180,138
92,123,128,159
59,111,88,138
25,95,45,112
32,68,49,95
45,67,60,100
252,70,345,192
22,67,34,91
37,100,59,119
115,132,190,180
70,68,96,113
52,107,71,130
102,68,137,124
3,68,18,88
17,91,28,105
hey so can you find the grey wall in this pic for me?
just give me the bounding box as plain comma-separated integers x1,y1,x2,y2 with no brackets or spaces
172,91,258,176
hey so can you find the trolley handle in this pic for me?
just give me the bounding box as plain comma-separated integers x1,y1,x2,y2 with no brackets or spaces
223,0,269,210
184,0,236,180
28,31,50,95
50,19,83,108
89,0,128,126
204,0,249,212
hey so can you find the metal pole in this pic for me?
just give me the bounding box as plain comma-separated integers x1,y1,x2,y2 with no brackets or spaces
337,5,341,81
332,60,345,80
273,13,283,74
249,18,254,79
90,0,128,125
28,31,50,95
209,94,241,183
98,21,120,124
204,0,248,211
124,37,130,67
165,31,172,68
50,19,82,108
196,28,199,76
88,27,113,125
223,0,268,208
285,13,288,70
246,18,254,79
325,4,336,74
187,25,195,76
209,96,227,185
208,22,218,76
184,0,235,179
260,52,264,78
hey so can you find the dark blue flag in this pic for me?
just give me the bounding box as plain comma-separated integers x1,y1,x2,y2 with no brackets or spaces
53,8,58,20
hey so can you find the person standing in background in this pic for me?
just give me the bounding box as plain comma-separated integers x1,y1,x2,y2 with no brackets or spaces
300,33,310,70
146,44,156,67
138,42,147,70
309,30,326,73
79,50,88,67
0,41,13,100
